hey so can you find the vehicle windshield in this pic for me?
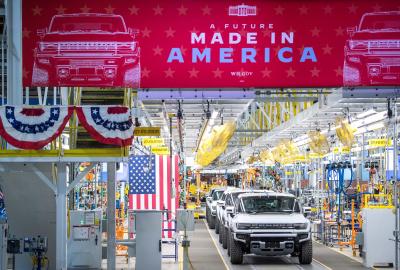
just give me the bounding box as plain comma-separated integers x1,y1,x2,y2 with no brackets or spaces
360,14,400,31
50,16,126,33
212,190,224,200
231,192,245,201
241,196,295,213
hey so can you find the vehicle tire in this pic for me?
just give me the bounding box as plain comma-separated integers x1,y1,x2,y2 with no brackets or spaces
343,62,361,86
206,208,211,226
229,233,243,264
222,226,228,249
215,218,220,234
226,228,231,256
209,216,215,229
123,62,140,88
299,240,313,264
32,62,49,86
219,223,224,244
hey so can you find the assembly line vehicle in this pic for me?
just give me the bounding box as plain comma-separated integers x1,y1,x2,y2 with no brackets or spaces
217,189,270,250
344,11,400,86
32,13,140,87
227,192,312,264
205,187,225,229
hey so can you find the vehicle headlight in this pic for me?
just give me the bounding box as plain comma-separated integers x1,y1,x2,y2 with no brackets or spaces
349,40,367,50
236,223,251,230
294,223,308,230
125,57,137,64
211,205,216,211
118,42,136,51
39,42,57,52
348,56,361,63
130,42,136,51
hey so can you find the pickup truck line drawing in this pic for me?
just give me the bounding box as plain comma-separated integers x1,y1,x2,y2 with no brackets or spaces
32,13,140,88
344,11,400,86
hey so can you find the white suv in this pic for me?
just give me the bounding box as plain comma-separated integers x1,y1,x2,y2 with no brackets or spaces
218,190,269,250
206,188,225,229
227,192,312,264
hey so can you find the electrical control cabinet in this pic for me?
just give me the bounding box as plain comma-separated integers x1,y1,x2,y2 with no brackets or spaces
362,208,395,268
0,223,7,270
67,210,102,269
135,210,162,270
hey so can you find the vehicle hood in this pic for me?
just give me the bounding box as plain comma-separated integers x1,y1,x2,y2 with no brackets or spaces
351,30,400,40
234,213,308,224
41,32,135,42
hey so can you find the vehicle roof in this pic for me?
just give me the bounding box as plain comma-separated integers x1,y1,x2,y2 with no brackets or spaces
228,189,273,194
53,13,122,18
211,187,226,192
238,192,295,199
363,11,400,16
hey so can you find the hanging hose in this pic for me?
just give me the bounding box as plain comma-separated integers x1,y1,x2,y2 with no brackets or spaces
326,161,357,222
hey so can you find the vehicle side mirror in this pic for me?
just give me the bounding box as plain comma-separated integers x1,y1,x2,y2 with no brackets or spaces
128,27,138,36
217,201,225,206
37,28,47,37
226,206,234,216
206,197,211,203
347,26,357,37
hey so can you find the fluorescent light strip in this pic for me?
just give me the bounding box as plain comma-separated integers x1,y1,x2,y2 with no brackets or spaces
356,109,376,119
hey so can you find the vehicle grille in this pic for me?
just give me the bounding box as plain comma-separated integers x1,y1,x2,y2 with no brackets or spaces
379,58,400,65
58,42,117,50
248,224,295,229
251,237,295,242
368,40,400,49
70,59,105,66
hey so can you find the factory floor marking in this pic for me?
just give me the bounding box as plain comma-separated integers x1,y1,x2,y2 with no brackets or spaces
324,243,361,263
204,219,231,270
281,256,305,270
312,258,332,270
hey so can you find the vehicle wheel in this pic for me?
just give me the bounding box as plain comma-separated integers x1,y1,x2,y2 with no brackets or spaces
229,233,243,264
123,63,140,88
343,62,361,86
222,226,228,249
206,208,210,225
215,218,220,234
219,223,224,244
226,228,230,256
299,240,312,264
209,216,215,229
32,62,49,86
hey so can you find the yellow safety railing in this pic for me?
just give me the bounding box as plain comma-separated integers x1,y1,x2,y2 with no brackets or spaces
362,193,393,209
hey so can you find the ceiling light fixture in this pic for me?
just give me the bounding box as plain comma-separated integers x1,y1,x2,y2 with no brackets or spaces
356,109,376,119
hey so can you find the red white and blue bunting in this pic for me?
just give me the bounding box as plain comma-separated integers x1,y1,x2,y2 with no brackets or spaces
0,106,73,149
76,106,133,146
0,106,134,149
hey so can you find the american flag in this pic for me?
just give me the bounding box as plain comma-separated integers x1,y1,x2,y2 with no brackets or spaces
128,155,180,238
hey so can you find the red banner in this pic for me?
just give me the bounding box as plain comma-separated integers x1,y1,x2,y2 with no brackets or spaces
22,0,400,88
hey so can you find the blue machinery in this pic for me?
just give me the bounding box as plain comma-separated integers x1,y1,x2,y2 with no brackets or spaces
326,161,355,223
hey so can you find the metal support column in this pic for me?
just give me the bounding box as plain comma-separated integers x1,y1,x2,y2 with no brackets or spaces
107,162,116,269
361,133,365,182
5,0,22,105
170,115,173,198
56,163,67,270
393,99,399,270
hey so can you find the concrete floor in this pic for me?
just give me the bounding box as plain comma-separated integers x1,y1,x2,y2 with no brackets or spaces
195,219,371,270
95,219,373,269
